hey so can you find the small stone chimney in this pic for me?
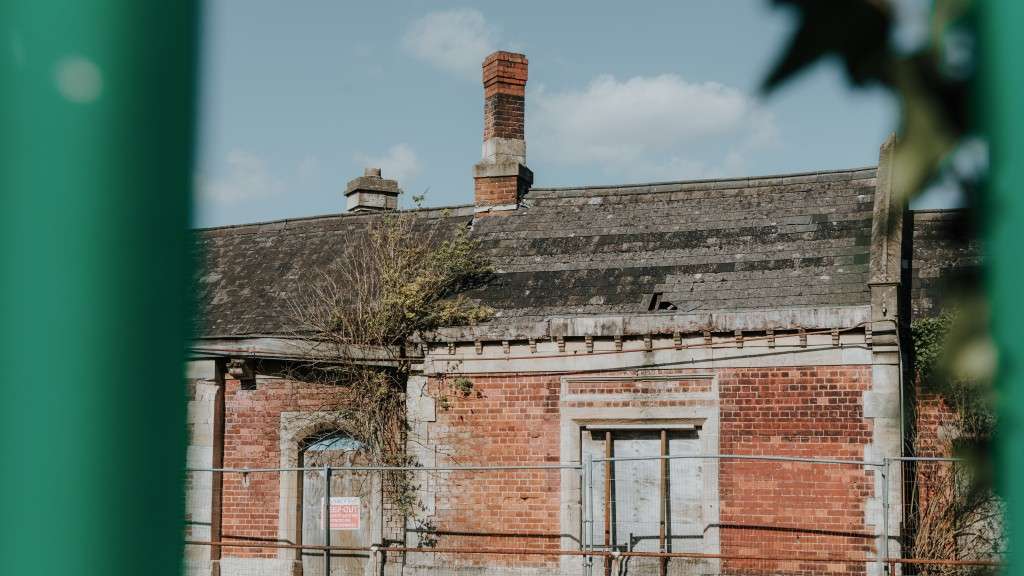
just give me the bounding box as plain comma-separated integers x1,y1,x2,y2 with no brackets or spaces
345,167,400,212
474,51,532,214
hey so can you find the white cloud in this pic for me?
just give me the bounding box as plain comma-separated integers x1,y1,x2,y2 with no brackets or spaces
530,74,779,181
199,149,285,204
354,143,421,185
402,9,496,80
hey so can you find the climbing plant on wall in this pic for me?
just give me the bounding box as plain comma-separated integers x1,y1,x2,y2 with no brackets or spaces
287,211,493,517
914,313,996,444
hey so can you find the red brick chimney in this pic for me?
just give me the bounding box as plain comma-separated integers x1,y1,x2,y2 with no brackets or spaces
474,51,532,214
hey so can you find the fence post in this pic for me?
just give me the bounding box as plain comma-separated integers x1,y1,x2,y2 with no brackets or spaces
210,360,226,576
293,455,304,576
604,432,613,576
323,465,331,576
584,454,594,576
953,460,959,561
374,470,385,575
881,458,890,573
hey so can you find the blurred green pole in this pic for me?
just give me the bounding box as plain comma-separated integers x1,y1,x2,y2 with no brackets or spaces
983,0,1024,573
0,3,197,576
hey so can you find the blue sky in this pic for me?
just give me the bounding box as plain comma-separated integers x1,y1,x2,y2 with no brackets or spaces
196,1,936,228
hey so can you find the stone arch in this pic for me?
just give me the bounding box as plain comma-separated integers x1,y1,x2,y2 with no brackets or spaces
277,412,350,564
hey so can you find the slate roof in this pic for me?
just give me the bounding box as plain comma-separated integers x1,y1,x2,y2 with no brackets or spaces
909,209,981,319
195,167,878,338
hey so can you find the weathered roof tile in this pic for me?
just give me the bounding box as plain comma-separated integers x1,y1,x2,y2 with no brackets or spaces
195,168,881,337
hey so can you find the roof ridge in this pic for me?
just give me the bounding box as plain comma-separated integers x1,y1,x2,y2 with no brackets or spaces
195,166,878,232
529,166,877,193
195,203,475,232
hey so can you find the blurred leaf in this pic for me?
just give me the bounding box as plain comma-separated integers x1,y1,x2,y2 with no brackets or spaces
762,0,893,92
891,58,959,203
763,0,972,208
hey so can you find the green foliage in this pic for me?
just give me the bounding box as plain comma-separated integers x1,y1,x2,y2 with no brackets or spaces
353,217,494,346
435,377,480,412
913,313,956,388
379,225,494,336
436,395,451,412
913,312,996,444
912,313,1001,561
453,377,475,398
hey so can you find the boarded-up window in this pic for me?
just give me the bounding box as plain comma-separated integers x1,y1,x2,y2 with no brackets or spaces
583,426,709,574
300,433,372,576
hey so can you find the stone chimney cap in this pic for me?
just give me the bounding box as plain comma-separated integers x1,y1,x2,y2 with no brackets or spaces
346,169,400,196
345,168,400,212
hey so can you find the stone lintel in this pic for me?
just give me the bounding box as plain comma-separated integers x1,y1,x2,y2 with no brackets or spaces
481,137,526,164
473,160,533,182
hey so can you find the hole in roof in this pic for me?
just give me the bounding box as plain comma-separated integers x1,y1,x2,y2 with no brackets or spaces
642,292,677,312
642,292,678,312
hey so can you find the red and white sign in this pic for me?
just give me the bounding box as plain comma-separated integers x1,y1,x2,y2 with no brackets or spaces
323,496,361,530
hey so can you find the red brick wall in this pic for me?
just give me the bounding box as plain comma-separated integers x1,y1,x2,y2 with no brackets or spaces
423,366,876,572
203,364,877,570
474,174,523,207
914,389,956,458
912,386,960,547
421,374,562,567
483,93,525,142
219,377,337,558
719,367,874,575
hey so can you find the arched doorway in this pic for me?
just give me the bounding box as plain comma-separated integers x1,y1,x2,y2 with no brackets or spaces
298,431,375,576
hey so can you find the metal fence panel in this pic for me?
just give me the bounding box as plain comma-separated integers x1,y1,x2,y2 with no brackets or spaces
182,455,1001,576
